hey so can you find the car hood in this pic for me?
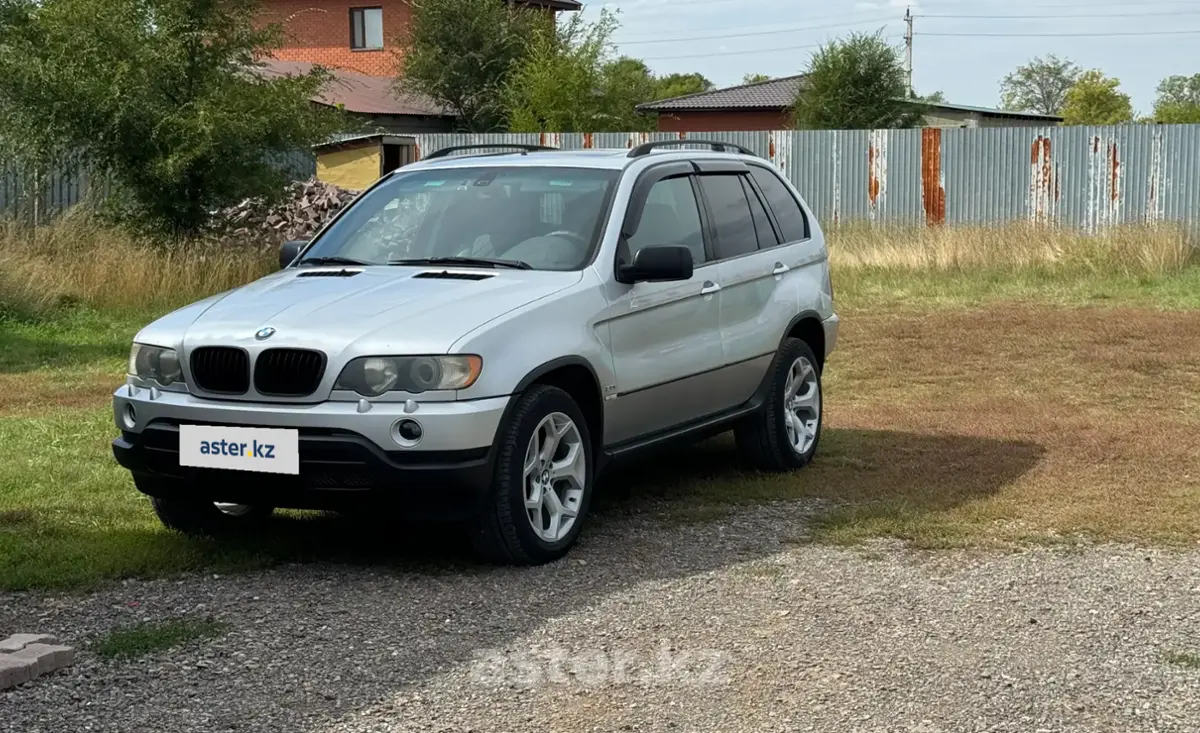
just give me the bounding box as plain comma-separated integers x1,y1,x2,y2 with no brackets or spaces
139,266,581,356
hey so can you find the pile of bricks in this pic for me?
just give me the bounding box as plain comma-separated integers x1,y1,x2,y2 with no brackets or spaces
209,177,360,244
0,634,74,690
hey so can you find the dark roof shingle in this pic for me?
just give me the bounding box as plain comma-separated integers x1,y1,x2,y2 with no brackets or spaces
256,59,450,118
639,74,1064,121
637,75,807,112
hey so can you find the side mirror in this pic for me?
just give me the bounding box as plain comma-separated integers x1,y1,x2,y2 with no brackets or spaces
279,240,307,269
618,244,694,283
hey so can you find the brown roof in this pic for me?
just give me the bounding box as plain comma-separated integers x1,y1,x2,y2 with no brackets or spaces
638,75,807,112
523,0,582,8
639,74,1064,121
256,59,450,118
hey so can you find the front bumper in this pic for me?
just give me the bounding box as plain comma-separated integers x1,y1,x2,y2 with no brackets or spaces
111,386,511,516
113,386,509,454
112,424,494,517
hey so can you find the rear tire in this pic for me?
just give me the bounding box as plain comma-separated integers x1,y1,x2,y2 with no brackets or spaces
472,385,593,565
735,337,823,472
138,477,274,536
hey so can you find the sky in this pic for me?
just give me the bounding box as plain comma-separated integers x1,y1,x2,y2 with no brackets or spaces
585,0,1200,114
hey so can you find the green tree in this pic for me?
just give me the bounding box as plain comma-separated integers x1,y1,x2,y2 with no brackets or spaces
742,73,771,85
601,56,659,130
792,31,921,130
1060,70,1133,125
395,0,543,132
654,72,714,100
507,10,653,132
1153,74,1200,123
999,54,1080,116
0,0,343,232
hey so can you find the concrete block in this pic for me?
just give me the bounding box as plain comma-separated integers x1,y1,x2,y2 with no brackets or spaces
0,654,36,689
0,634,56,653
10,644,73,677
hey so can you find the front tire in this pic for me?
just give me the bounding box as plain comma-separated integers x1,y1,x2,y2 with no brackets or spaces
137,477,274,536
735,338,823,472
472,385,593,565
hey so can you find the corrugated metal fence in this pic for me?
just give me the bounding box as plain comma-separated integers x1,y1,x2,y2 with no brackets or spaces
0,150,316,222
414,126,1200,230
3,126,1198,229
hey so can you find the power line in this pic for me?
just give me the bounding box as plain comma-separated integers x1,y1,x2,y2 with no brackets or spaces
616,16,895,45
602,0,1200,10
614,8,898,38
609,0,1200,40
916,28,1200,37
917,9,1200,19
639,37,906,62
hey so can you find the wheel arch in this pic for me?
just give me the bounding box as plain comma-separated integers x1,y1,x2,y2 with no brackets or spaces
782,311,827,371
514,357,605,456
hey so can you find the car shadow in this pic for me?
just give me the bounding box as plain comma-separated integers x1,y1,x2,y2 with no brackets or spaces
592,427,1047,542
1,427,1044,733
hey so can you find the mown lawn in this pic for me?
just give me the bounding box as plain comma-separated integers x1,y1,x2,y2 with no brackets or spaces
2,265,1199,591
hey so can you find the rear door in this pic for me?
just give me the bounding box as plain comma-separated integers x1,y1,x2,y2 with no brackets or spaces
695,165,815,405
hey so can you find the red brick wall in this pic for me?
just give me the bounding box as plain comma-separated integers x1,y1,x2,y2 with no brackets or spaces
656,109,791,132
261,0,411,77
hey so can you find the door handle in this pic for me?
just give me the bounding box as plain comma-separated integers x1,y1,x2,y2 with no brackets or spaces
773,262,790,276
700,281,721,295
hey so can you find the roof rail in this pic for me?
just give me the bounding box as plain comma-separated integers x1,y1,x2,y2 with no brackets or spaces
627,139,757,159
424,144,559,160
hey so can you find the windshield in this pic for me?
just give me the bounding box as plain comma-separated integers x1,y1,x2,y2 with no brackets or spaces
299,166,620,271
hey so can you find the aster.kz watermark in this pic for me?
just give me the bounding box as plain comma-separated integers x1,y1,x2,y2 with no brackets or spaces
468,642,732,688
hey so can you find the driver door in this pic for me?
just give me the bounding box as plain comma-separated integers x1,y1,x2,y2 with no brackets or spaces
601,174,727,445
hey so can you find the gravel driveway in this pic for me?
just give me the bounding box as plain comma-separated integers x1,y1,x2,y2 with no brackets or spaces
3,502,1200,733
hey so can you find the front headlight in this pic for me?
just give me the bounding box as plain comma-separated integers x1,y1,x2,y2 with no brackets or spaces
335,355,483,396
128,343,183,386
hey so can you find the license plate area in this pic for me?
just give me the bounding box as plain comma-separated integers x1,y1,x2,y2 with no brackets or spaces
179,425,300,475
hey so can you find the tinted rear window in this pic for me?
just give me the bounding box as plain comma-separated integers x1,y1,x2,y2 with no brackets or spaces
697,174,758,260
749,167,810,243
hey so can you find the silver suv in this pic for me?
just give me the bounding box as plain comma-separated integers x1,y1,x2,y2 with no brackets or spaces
112,141,839,564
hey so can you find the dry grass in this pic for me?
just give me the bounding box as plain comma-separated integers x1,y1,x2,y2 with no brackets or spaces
609,304,1200,548
0,216,1196,320
828,222,1196,275
0,213,274,318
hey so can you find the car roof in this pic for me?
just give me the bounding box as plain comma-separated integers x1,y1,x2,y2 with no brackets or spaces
404,148,760,172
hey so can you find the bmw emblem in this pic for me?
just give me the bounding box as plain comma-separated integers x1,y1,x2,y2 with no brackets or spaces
255,327,276,341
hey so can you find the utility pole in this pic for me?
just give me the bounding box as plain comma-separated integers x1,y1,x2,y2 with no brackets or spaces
904,7,914,96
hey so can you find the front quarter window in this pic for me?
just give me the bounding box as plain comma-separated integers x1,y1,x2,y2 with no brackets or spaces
300,166,619,271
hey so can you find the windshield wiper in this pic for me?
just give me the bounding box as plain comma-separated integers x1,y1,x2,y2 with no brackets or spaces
296,256,373,267
388,256,533,270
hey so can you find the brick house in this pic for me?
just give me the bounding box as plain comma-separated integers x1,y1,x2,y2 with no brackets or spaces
256,0,581,134
259,0,581,77
638,75,1063,132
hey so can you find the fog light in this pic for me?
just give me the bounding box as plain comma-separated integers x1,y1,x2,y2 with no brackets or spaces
391,418,423,448
122,403,138,430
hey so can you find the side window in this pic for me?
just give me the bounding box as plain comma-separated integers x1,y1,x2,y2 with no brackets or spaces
697,174,758,260
749,167,810,243
626,176,706,267
741,177,781,249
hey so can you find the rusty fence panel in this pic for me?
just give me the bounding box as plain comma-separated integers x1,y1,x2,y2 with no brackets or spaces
416,124,1200,230
5,125,1199,229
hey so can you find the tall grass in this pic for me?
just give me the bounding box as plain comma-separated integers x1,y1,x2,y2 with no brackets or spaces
828,222,1196,275
0,212,274,318
0,214,1196,320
